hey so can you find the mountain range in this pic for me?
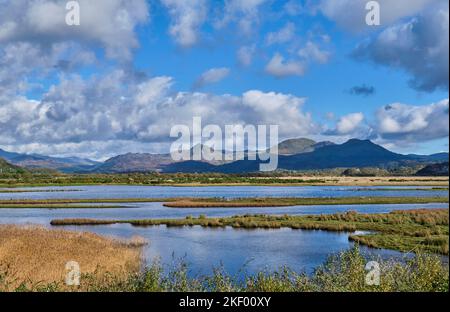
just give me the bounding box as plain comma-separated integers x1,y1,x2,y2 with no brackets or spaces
0,148,99,172
1,138,448,174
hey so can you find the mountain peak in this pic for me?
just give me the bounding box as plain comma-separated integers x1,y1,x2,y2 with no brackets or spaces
277,138,317,155
345,138,372,145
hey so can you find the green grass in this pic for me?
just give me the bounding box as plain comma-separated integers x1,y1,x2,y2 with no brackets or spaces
163,196,449,208
0,204,125,209
0,198,177,209
355,187,449,192
1,171,448,188
51,209,450,255
1,196,447,209
1,247,447,292
0,189,81,193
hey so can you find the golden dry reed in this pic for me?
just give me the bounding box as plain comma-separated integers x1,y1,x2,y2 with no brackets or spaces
0,225,145,291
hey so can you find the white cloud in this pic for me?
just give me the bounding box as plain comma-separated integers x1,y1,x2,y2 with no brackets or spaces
318,0,440,32
375,99,449,142
160,0,207,47
194,67,231,88
322,99,450,148
298,41,331,64
353,1,449,92
237,45,256,66
0,0,149,60
0,73,318,157
265,22,296,45
242,90,316,136
265,53,305,78
335,113,365,134
323,112,366,136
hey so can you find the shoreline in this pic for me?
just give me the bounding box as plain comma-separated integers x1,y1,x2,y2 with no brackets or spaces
0,176,448,188
0,196,447,209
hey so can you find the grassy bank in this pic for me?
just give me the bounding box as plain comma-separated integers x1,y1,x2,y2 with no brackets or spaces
0,198,175,209
1,172,448,188
51,209,450,255
0,196,447,209
0,189,81,193
163,196,448,208
0,204,125,208
1,247,447,292
0,225,145,291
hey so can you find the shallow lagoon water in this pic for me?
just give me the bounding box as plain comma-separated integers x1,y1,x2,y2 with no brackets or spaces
59,223,405,276
0,185,447,277
0,202,448,225
0,185,448,200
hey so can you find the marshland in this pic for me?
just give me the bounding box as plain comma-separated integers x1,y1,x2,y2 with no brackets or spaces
0,184,448,292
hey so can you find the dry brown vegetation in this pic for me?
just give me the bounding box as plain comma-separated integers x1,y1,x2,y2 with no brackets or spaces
261,176,449,186
0,225,144,291
163,196,448,208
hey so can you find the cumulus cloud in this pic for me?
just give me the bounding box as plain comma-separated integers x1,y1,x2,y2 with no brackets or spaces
0,73,318,157
322,99,449,148
265,53,305,78
298,41,331,64
336,113,365,134
0,0,149,60
349,84,376,97
324,112,366,136
374,99,449,143
160,0,207,47
194,67,231,89
265,22,296,45
318,0,440,32
352,1,449,92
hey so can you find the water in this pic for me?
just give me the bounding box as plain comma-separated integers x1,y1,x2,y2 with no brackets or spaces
0,185,448,200
0,185,447,276
59,224,404,276
0,202,448,225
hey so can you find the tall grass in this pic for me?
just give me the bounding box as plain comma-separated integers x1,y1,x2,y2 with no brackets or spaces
1,247,447,292
0,225,145,291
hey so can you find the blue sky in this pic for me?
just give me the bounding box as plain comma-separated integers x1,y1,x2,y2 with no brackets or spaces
0,0,448,159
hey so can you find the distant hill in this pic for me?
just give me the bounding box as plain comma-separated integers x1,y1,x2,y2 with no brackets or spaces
416,162,449,176
1,139,448,174
97,139,338,173
0,148,99,172
277,138,316,155
93,145,229,173
93,153,174,173
276,138,335,155
279,139,405,170
0,157,27,175
162,139,449,173
407,153,449,162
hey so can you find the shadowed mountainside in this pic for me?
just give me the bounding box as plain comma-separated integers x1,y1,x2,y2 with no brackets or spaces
1,138,448,174
416,162,449,176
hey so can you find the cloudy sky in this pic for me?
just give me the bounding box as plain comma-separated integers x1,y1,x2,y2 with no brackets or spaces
0,0,448,160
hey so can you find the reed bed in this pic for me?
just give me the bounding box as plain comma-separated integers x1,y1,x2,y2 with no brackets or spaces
0,225,145,291
1,196,447,209
1,247,447,292
163,196,449,208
